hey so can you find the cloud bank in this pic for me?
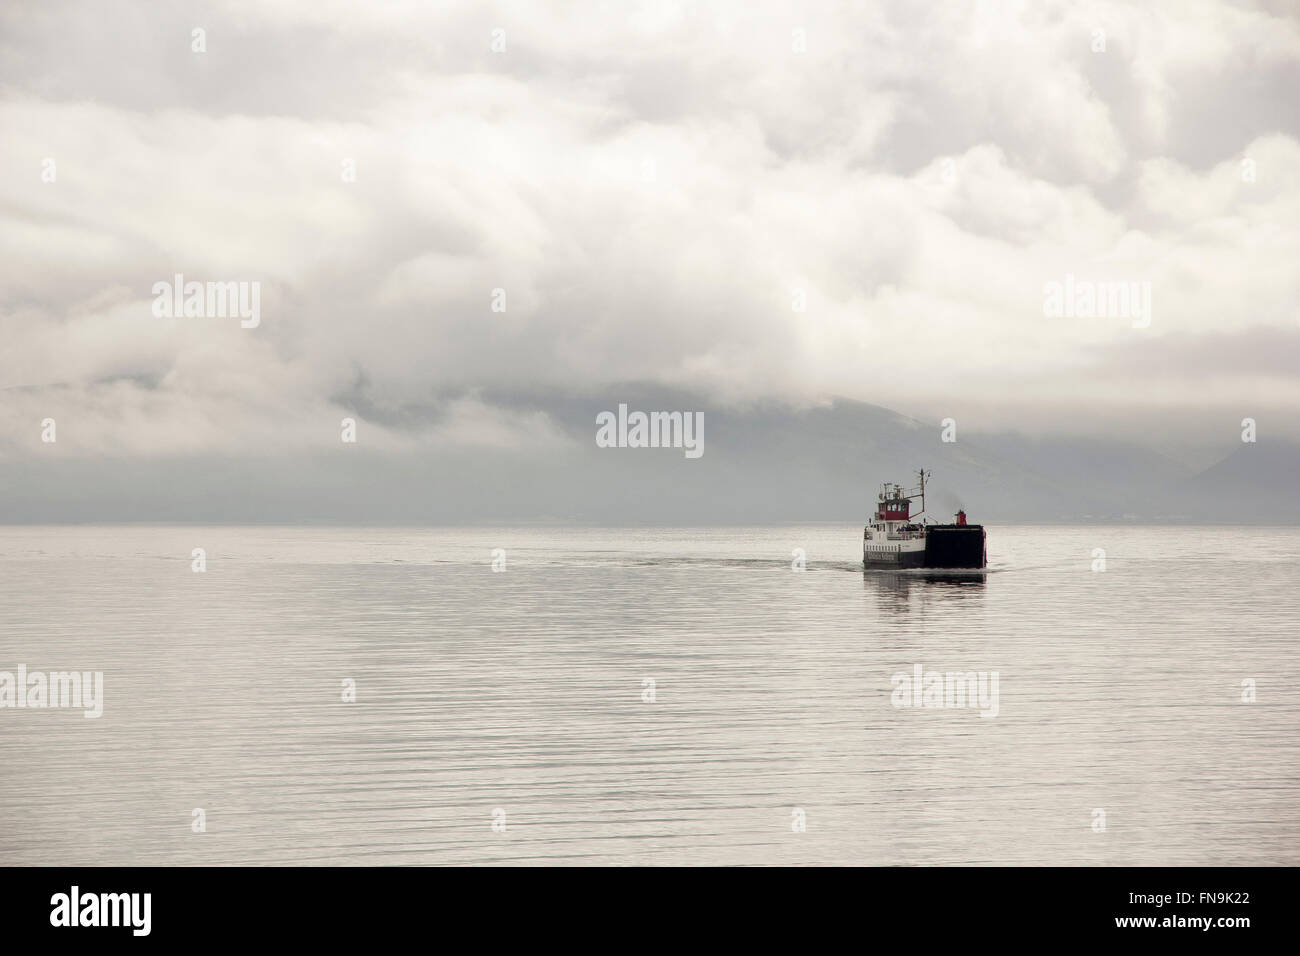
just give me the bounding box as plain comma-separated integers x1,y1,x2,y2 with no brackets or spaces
2,0,1298,477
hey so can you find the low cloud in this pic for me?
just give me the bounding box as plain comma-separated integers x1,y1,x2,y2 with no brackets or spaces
1,0,1298,486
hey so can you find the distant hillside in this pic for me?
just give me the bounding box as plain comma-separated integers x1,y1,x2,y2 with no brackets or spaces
1173,440,1300,522
0,389,1294,523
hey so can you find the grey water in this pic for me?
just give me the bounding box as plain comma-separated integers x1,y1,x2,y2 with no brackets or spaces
0,524,1296,866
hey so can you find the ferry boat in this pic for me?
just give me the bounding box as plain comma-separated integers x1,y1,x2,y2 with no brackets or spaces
863,470,986,569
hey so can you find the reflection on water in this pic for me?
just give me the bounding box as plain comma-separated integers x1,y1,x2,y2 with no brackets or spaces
865,571,986,613
0,524,1296,866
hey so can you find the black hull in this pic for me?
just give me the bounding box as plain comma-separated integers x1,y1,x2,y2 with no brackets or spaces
922,525,986,569
863,548,927,569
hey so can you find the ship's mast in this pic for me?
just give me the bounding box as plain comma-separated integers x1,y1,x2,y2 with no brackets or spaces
875,470,930,522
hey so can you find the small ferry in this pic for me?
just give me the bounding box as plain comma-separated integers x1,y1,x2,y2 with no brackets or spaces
863,470,986,569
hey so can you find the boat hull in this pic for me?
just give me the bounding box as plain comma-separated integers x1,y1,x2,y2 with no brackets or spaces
922,525,986,569
863,547,927,569
862,525,987,570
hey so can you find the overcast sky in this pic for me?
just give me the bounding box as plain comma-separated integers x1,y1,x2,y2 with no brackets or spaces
2,0,1298,477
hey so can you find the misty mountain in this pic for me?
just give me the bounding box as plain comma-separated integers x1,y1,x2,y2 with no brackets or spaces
1173,439,1300,523
3,388,1295,523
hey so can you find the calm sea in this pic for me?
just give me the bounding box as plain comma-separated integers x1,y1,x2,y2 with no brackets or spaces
0,524,1296,866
